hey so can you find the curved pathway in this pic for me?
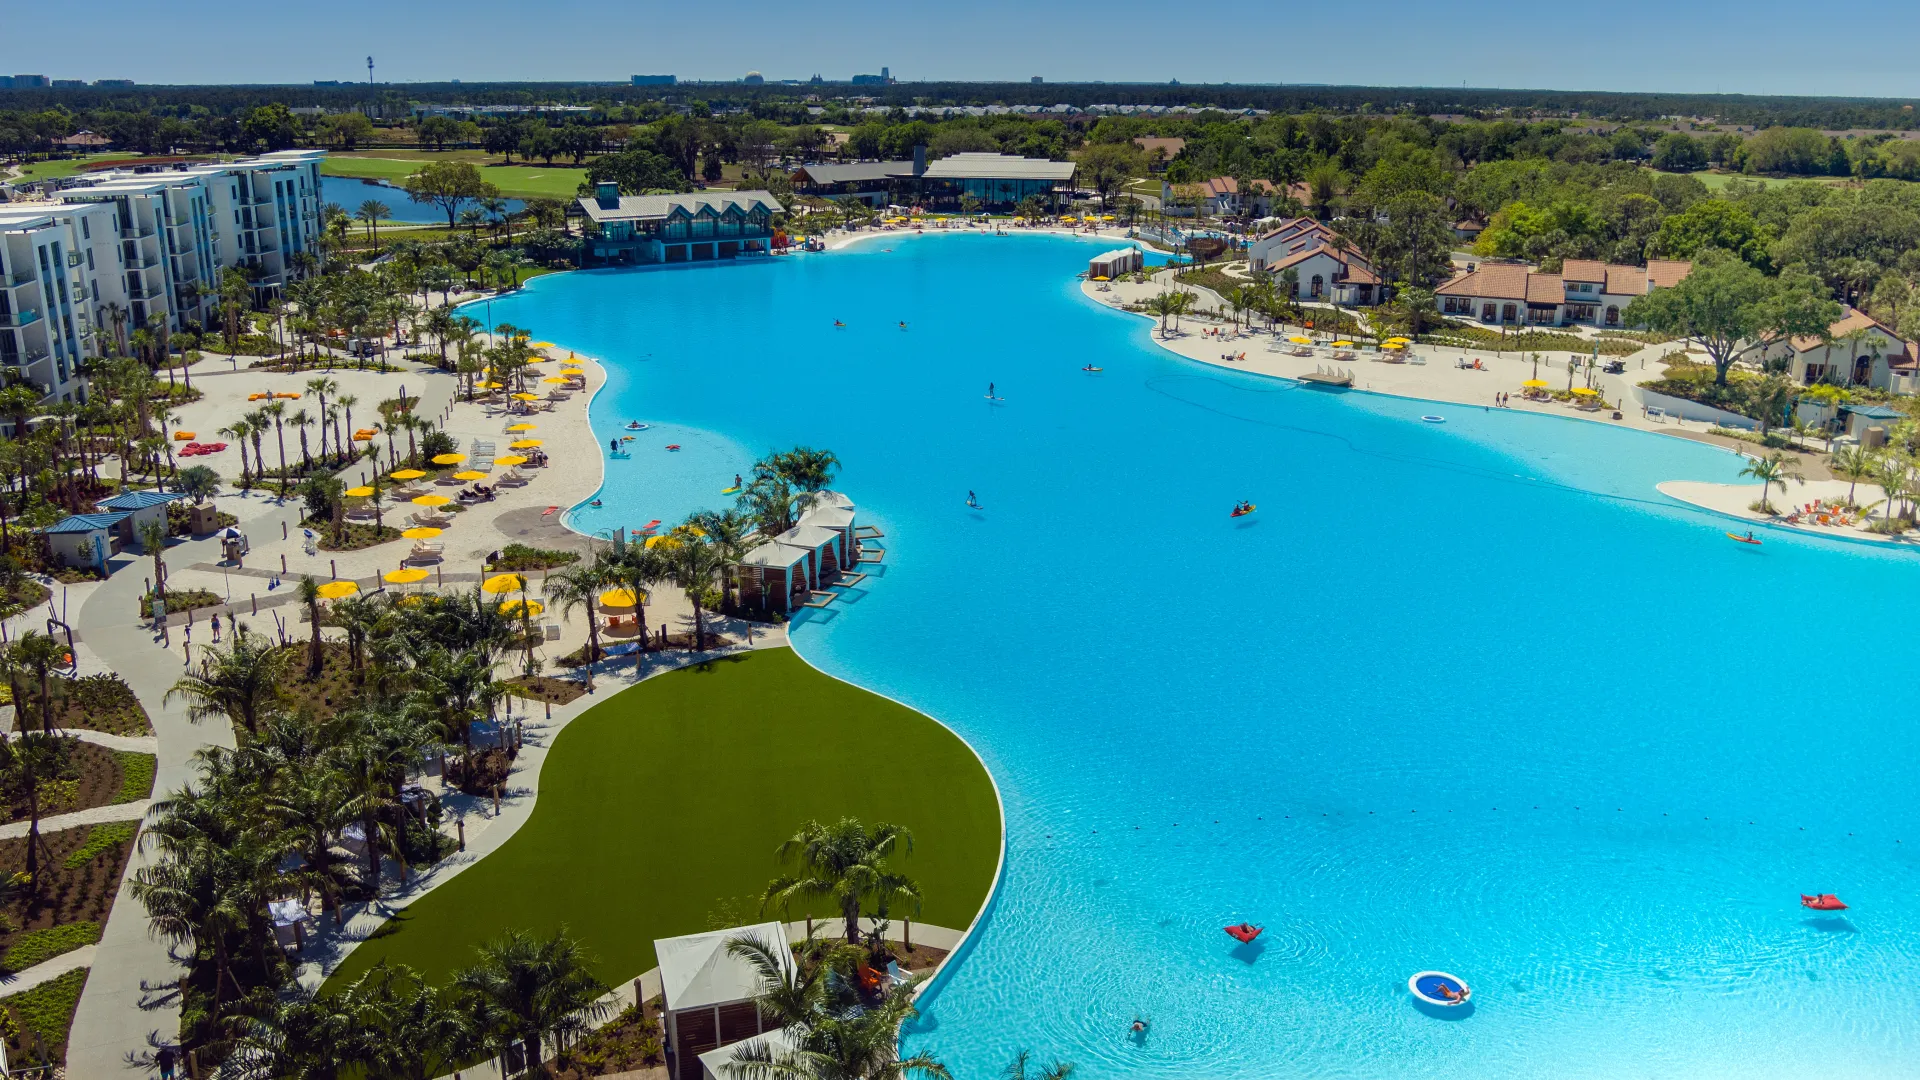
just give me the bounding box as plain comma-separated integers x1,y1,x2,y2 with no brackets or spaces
62,369,460,1076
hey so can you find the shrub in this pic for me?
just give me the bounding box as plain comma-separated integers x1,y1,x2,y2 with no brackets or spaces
64,821,137,870
113,752,155,804
0,923,100,973
492,544,579,571
0,966,86,1063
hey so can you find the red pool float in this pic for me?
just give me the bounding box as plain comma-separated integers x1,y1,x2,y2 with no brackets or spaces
1801,894,1847,910
1224,923,1263,943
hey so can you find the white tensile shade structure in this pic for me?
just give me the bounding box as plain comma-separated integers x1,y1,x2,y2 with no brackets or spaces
698,1029,799,1080
657,922,794,1080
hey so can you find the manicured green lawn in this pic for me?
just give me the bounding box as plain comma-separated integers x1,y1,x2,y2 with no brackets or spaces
323,154,587,200
325,647,1001,990
1657,169,1857,191
13,154,123,181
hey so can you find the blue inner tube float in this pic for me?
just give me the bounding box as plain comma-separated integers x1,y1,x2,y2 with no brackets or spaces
1421,415,1445,423
1409,971,1470,1006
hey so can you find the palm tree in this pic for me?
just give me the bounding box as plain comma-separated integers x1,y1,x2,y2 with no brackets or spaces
1739,451,1805,515
609,546,664,652
298,575,327,677
9,631,65,733
544,557,614,689
453,927,611,1075
0,733,75,890
691,509,756,613
1003,1050,1076,1080
222,419,253,488
226,980,367,1079
260,764,355,925
762,818,922,944
139,517,169,602
337,394,359,459
723,932,947,1080
1830,445,1879,507
356,199,391,247
305,377,338,461
166,626,291,737
660,525,727,651
341,962,478,1080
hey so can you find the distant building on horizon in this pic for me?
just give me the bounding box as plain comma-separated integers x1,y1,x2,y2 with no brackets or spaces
3,75,50,89
743,70,765,85
51,79,85,89
1031,76,1044,84
93,79,135,88
632,74,676,86
851,66,892,86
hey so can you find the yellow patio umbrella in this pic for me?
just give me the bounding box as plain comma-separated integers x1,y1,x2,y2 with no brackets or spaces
316,581,359,599
432,453,465,465
1384,336,1412,344
390,469,425,480
599,587,640,608
452,470,488,481
509,439,543,449
1288,335,1313,344
1332,340,1354,347
1521,379,1550,388
400,526,442,539
505,423,537,433
530,341,557,349
1101,214,1116,221
343,486,375,497
1091,275,1110,282
542,376,571,384
494,454,528,467
411,493,452,507
384,568,430,585
477,381,504,389
499,598,544,616
481,573,525,594
1381,341,1406,350
511,392,540,402
1572,387,1600,396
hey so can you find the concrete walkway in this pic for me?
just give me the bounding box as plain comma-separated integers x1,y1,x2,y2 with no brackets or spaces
291,624,787,994
0,799,148,841
0,945,96,995
63,371,462,1076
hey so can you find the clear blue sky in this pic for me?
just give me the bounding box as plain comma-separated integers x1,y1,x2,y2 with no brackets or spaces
8,0,1920,99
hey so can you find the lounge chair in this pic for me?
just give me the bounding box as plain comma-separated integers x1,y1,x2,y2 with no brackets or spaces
886,960,912,987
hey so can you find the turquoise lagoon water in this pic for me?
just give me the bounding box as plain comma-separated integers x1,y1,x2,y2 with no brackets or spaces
478,235,1920,1079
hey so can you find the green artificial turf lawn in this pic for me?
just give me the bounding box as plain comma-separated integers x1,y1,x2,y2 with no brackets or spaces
325,647,1001,990
321,155,587,200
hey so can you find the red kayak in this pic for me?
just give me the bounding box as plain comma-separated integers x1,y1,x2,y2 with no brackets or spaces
1230,503,1257,518
1802,894,1847,911
1224,923,1263,943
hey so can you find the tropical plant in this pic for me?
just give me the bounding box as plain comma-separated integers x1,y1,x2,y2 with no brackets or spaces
1831,445,1880,506
166,626,291,737
1739,451,1805,514
453,927,611,1075
762,818,922,944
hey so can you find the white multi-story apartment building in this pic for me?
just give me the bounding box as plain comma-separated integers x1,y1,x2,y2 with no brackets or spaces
56,149,326,336
0,199,129,410
0,150,326,416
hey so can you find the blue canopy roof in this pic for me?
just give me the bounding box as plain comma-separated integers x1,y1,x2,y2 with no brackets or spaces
95,489,187,510
45,512,131,534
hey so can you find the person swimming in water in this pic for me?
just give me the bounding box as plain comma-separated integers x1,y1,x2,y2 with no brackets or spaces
609,439,618,452
899,321,908,330
590,499,603,507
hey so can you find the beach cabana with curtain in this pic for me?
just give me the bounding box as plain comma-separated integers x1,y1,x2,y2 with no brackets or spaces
656,922,794,1080
736,542,815,613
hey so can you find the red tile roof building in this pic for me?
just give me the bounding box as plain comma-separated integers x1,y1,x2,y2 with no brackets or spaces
1434,259,1691,328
